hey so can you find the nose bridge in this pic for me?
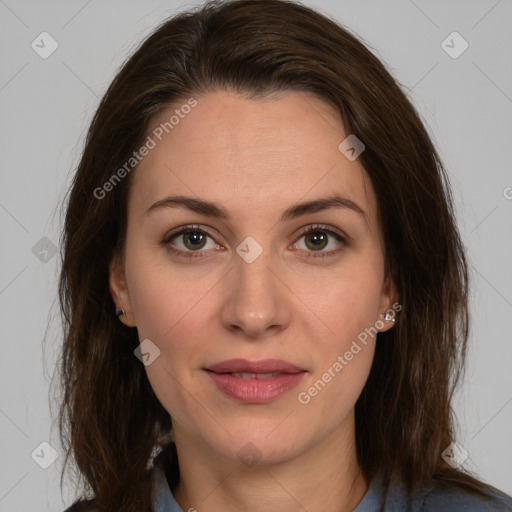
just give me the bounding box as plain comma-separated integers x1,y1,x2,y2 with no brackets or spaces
221,238,289,337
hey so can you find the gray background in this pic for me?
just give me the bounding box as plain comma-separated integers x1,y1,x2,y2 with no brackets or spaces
0,0,511,510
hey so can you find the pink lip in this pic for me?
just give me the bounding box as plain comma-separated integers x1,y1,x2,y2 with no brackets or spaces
205,359,306,403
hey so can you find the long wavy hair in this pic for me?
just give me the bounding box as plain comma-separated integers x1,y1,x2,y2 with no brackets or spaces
56,0,504,510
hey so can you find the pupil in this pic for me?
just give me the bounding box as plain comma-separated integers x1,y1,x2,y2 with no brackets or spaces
185,232,205,249
306,232,327,250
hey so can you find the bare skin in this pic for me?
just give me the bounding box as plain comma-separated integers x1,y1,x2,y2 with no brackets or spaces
110,89,397,511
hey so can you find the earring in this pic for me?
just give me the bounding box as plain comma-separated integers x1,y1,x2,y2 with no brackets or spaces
383,311,396,322
116,308,126,317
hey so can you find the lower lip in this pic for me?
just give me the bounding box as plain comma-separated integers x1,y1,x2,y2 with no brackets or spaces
205,371,306,403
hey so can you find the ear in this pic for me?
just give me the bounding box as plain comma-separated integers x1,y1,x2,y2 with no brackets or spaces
109,253,137,327
377,272,400,333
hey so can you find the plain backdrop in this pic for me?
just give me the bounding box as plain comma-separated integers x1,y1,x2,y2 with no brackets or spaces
0,0,511,510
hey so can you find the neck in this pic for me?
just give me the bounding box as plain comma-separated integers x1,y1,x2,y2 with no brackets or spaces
171,415,368,512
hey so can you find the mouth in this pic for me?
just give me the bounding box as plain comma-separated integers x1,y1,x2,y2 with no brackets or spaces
229,372,282,379
205,358,305,374
204,359,306,403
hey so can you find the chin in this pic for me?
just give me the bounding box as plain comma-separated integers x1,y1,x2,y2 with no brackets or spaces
200,420,309,467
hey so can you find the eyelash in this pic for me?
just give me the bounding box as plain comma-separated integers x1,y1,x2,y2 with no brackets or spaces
161,223,348,260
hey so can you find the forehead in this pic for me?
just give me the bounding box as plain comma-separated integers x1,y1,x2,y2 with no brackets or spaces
128,90,376,222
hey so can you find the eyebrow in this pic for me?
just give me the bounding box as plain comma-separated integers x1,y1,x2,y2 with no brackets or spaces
144,194,366,221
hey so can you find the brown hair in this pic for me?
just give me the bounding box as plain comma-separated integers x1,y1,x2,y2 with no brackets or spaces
56,0,505,510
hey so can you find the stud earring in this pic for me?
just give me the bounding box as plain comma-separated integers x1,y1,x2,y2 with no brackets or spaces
116,308,126,317
383,311,396,322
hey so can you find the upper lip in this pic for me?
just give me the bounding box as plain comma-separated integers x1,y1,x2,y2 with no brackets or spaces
205,358,305,374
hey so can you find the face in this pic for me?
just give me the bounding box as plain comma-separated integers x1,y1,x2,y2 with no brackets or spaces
110,89,397,466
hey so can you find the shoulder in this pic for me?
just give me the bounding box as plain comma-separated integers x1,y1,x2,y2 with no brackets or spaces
368,475,512,512
417,480,512,512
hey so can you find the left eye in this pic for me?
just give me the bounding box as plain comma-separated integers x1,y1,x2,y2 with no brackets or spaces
293,227,346,253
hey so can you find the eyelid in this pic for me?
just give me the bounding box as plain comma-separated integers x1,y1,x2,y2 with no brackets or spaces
164,223,199,238
294,223,348,243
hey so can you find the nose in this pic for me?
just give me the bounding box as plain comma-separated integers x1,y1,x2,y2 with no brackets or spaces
220,246,291,340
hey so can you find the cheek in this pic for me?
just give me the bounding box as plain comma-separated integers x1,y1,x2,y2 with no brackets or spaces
297,261,383,405
129,274,210,429
125,249,220,415
305,265,384,346
297,277,379,421
126,246,216,342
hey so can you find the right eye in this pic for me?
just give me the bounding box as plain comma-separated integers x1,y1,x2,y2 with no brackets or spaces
162,225,224,259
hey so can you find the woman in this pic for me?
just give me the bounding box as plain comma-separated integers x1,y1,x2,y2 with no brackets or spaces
58,0,512,511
